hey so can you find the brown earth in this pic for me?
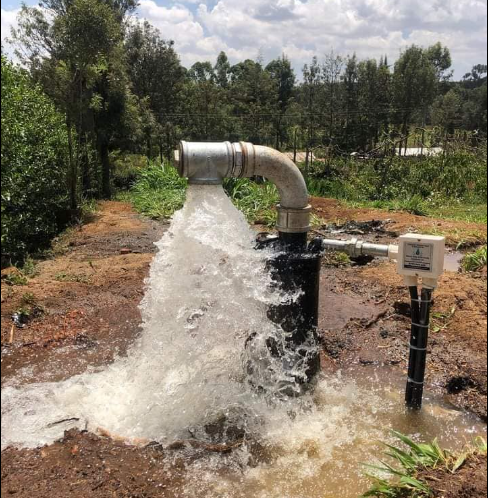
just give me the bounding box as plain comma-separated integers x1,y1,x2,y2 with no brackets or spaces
311,196,488,247
1,199,487,497
422,454,488,498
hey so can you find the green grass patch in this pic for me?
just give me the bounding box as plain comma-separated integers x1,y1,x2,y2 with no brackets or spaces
462,246,488,272
363,432,487,498
305,147,487,222
119,162,187,220
223,178,279,226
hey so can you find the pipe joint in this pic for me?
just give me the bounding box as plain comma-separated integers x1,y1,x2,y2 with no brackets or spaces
277,205,312,233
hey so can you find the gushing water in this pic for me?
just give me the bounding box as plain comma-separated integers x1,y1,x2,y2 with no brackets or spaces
1,185,485,497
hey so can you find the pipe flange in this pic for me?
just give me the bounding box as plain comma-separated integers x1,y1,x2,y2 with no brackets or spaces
276,205,312,233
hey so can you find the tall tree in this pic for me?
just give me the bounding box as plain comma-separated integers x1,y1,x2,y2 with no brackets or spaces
126,21,185,158
11,0,138,201
393,45,437,139
266,55,296,149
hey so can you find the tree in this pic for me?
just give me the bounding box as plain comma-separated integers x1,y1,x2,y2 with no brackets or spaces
393,45,437,140
11,0,139,201
431,89,463,134
126,21,185,158
266,55,296,149
2,56,70,262
214,51,231,89
426,42,453,83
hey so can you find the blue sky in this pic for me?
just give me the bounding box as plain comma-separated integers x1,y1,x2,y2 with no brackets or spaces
2,0,487,78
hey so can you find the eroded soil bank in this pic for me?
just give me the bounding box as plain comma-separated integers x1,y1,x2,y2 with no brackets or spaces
2,199,487,497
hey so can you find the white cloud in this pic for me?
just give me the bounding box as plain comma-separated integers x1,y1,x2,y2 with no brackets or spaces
1,8,19,51
2,0,487,77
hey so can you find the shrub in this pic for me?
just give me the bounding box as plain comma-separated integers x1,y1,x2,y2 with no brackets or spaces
1,56,70,264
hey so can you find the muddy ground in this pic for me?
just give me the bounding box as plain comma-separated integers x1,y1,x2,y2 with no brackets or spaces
1,199,487,497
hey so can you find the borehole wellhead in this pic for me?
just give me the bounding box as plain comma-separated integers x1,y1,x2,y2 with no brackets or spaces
174,141,311,234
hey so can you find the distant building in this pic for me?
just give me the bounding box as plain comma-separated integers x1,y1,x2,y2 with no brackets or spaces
395,147,444,157
284,152,318,163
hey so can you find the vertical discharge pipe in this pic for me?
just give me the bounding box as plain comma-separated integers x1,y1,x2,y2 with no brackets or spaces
406,287,433,409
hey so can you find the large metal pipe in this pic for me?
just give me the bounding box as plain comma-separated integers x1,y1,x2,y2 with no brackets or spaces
175,141,311,234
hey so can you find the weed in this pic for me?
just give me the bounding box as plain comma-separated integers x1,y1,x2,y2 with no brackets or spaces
322,251,351,267
3,271,28,286
224,178,279,226
20,292,37,306
55,272,91,284
363,432,487,498
126,162,187,219
432,306,457,333
462,246,488,272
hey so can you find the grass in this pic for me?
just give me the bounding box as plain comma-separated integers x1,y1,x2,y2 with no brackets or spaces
118,162,187,220
462,246,488,272
223,178,279,226
363,432,487,497
305,147,487,222
54,272,91,284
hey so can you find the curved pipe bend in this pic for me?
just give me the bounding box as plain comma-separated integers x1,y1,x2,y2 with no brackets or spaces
175,141,311,234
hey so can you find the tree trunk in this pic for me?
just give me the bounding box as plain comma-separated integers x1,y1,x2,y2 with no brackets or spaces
67,118,77,210
100,140,111,199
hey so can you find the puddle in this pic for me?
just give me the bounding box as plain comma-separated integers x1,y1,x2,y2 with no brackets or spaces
444,251,464,273
176,370,486,498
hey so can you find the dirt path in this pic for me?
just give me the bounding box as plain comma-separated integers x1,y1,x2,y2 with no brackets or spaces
1,199,486,497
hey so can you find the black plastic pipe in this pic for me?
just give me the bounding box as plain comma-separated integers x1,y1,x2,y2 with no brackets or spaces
406,286,433,410
253,232,322,390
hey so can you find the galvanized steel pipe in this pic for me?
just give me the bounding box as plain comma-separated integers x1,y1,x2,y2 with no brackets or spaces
318,237,393,259
174,141,311,233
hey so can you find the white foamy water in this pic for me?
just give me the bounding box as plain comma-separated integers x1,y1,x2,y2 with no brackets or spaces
2,185,485,498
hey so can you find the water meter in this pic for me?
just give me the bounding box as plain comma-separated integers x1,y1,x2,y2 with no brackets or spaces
397,234,446,288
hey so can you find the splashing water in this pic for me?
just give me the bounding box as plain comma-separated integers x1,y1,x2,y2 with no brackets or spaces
1,185,485,497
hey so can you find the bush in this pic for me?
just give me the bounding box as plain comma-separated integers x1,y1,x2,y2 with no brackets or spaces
111,152,148,190
1,56,70,264
305,146,487,217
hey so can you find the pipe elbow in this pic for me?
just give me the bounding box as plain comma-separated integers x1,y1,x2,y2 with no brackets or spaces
242,144,311,234
243,145,309,210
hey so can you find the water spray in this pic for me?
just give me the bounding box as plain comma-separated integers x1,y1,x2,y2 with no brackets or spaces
174,141,321,393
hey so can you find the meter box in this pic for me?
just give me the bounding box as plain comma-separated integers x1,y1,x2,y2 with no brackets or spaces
397,234,445,282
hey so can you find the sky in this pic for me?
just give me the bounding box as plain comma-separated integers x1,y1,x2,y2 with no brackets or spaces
2,0,487,78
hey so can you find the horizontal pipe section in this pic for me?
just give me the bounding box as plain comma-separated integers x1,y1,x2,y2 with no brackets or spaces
318,238,391,258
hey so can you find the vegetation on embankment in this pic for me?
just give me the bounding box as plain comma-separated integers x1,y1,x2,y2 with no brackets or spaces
1,56,71,265
305,144,487,222
122,148,487,232
364,433,488,498
462,246,488,272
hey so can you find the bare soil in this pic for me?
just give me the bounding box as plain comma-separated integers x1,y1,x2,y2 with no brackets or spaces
1,199,487,497
422,454,488,498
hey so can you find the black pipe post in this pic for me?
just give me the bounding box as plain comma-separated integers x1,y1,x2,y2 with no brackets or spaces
253,231,322,390
406,286,433,410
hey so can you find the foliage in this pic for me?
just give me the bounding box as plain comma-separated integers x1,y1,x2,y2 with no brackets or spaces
111,152,148,189
305,145,487,218
126,163,280,226
462,246,488,272
1,56,70,264
224,178,279,226
126,162,187,219
363,432,487,498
